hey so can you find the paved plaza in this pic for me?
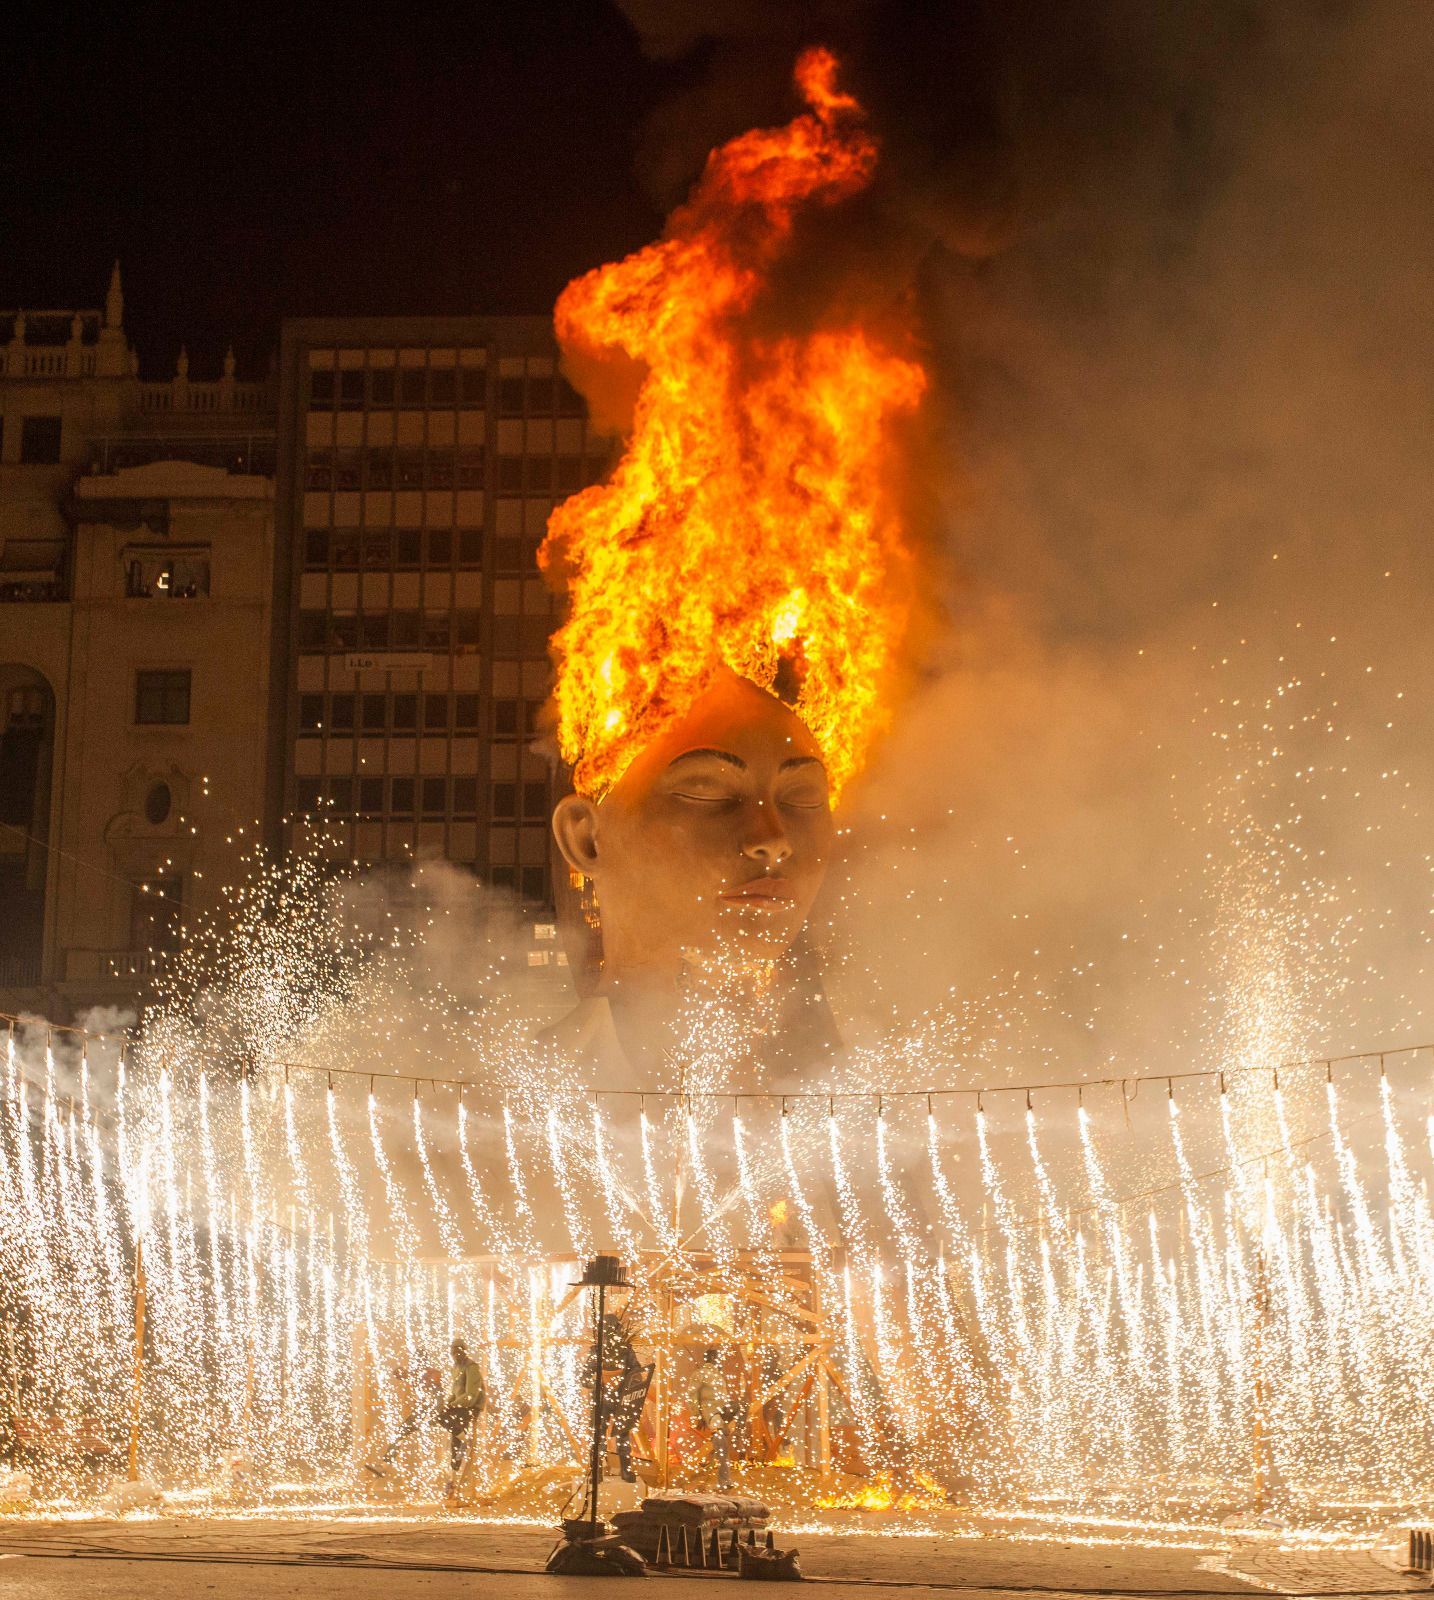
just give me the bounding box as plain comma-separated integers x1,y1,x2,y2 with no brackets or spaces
0,1512,1423,1600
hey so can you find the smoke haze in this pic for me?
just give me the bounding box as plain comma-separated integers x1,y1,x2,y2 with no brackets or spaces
608,0,1434,1079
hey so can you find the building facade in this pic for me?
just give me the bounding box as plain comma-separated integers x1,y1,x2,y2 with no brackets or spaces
275,317,609,931
0,268,277,1012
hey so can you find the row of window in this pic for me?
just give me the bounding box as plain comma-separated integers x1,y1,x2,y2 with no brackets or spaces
304,446,485,492
296,610,552,657
298,693,541,738
310,366,487,410
303,527,484,569
308,367,584,417
305,448,603,498
303,527,540,575
294,775,549,820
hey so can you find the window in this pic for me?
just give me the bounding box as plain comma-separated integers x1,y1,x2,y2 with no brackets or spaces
555,456,583,495
396,449,424,489
328,776,354,811
297,612,325,651
305,451,333,490
495,537,523,574
365,449,393,489
429,368,456,405
361,695,386,732
493,700,519,738
423,614,451,651
332,532,360,569
334,450,361,490
399,369,426,408
491,865,517,892
458,527,483,564
391,611,420,648
338,370,365,410
309,370,335,409
144,782,172,826
358,777,383,816
499,376,524,415
362,529,392,568
296,778,322,813
527,457,552,495
459,368,486,407
520,866,548,903
329,694,355,731
390,777,415,814
392,693,418,730
428,450,454,489
457,450,485,489
424,694,449,732
454,694,480,731
130,873,184,951
455,610,481,646
369,368,395,407
421,777,446,816
304,530,329,568
123,549,210,599
298,694,324,731
556,374,585,416
522,781,548,818
498,455,523,493
20,416,62,465
527,376,554,412
491,783,517,819
395,529,422,568
452,777,478,815
135,669,190,725
426,529,451,565
360,614,388,649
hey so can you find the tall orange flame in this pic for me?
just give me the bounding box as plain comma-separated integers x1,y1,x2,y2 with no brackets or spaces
540,47,927,801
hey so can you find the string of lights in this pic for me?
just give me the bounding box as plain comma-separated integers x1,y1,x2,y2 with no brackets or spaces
4,1007,1429,1112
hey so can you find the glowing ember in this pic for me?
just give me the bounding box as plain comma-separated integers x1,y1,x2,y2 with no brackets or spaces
540,47,927,801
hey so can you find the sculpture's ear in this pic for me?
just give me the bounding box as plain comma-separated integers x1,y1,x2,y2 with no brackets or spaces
551,792,602,877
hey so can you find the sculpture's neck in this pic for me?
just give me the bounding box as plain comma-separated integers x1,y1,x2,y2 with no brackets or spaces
597,954,779,1081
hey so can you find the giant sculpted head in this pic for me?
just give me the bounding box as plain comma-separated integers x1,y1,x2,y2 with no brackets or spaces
551,669,836,990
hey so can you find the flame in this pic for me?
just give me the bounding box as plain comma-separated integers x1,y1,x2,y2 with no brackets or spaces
769,1198,790,1228
541,47,927,801
814,1470,948,1512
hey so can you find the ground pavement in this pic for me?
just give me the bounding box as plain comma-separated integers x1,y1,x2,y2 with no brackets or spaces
0,1512,1424,1600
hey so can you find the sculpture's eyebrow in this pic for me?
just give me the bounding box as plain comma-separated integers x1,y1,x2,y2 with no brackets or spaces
667,748,747,770
779,756,825,772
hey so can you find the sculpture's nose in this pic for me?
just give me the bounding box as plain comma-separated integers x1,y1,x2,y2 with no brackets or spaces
740,802,793,865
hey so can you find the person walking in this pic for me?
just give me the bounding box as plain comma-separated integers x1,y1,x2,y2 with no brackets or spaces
440,1338,487,1499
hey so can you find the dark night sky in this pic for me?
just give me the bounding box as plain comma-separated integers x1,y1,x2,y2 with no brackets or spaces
0,0,1037,380
0,2,682,376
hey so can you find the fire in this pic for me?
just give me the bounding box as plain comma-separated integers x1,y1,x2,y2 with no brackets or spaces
540,47,927,801
769,1198,791,1228
815,1471,949,1512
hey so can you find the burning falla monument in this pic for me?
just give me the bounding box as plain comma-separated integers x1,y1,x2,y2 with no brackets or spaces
539,50,928,1084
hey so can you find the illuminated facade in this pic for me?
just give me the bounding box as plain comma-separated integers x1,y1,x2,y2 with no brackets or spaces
0,268,278,1012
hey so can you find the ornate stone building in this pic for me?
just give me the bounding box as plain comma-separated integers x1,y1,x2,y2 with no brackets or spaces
0,267,277,1012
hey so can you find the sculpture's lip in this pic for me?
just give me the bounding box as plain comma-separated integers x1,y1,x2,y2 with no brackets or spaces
720,877,796,904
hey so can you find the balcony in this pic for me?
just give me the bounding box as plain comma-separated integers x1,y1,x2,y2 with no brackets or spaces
63,948,168,983
0,575,65,603
87,434,276,477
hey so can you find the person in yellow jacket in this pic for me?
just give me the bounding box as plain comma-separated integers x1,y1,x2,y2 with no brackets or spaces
440,1338,486,1493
